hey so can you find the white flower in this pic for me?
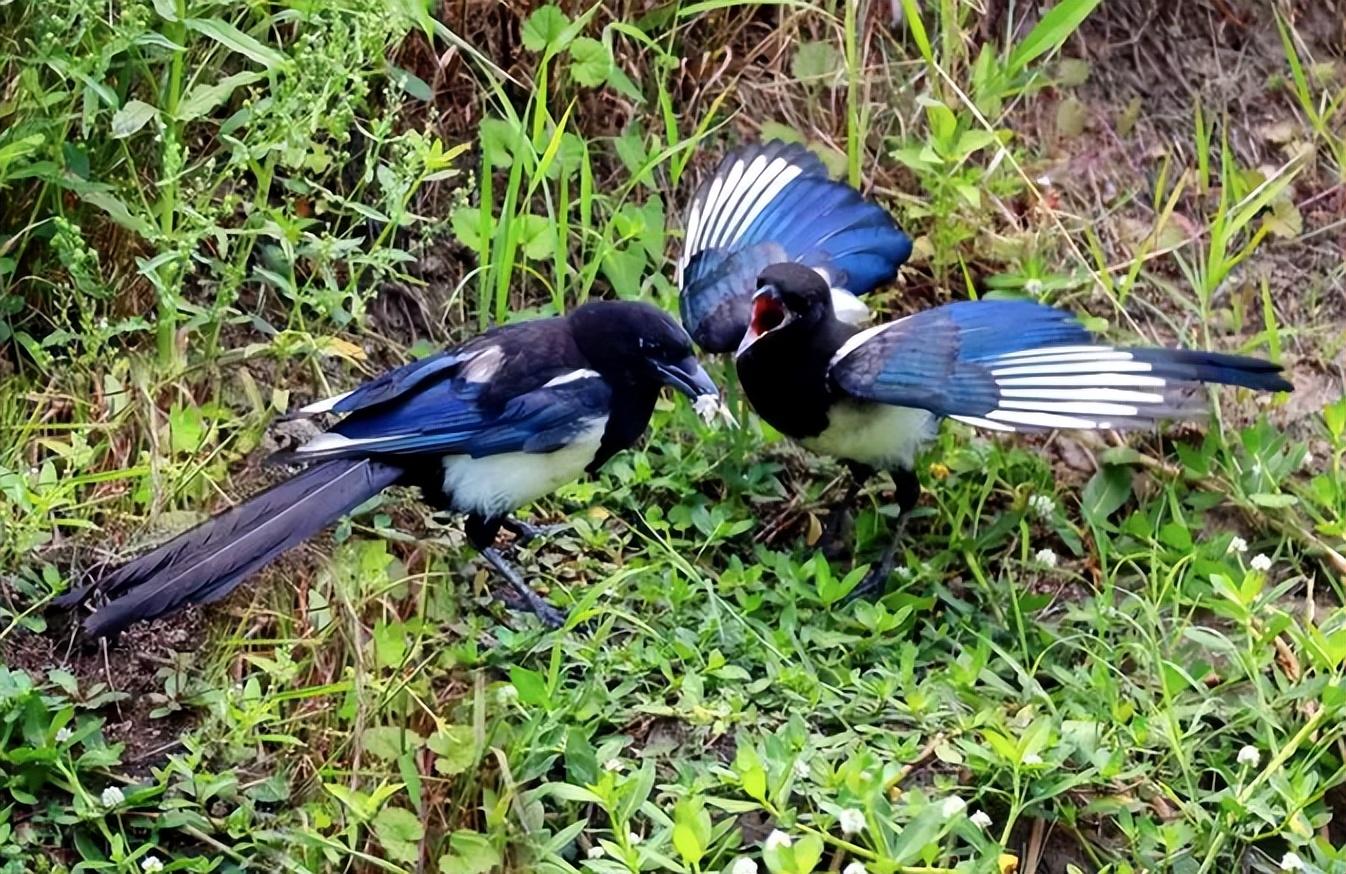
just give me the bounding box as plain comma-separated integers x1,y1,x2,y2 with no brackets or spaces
1034,548,1057,568
939,796,966,818
838,808,865,835
140,857,164,873
764,830,792,851
586,846,604,860
100,786,125,807
55,727,73,743
1028,494,1055,519
1228,536,1248,554
896,565,916,581
1302,451,1314,469
731,859,759,874
843,864,868,874
1022,752,1044,766
969,810,992,829
603,758,624,772
793,759,809,779
1237,745,1260,767
1280,851,1305,871
1251,554,1273,572
628,831,642,845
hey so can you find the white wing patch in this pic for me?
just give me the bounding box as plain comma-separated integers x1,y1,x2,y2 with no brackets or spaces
677,154,807,284
298,388,356,416
953,345,1180,433
461,345,505,383
542,369,600,388
830,289,871,326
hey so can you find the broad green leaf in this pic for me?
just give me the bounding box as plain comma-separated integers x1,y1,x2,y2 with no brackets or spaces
1080,464,1132,525
177,70,264,121
568,37,611,87
792,40,842,84
509,665,549,707
169,405,205,454
373,806,423,864
362,726,423,761
111,100,158,138
519,214,555,260
185,18,287,69
428,725,476,775
522,5,571,53
438,830,500,874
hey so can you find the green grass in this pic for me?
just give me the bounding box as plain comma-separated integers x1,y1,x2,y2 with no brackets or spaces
3,1,1346,872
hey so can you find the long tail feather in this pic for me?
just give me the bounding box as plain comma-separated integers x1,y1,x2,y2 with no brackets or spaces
59,459,406,638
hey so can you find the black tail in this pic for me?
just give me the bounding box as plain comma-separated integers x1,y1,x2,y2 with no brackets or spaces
57,459,406,638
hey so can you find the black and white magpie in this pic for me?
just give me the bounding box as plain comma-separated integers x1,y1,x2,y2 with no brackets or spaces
58,301,718,636
679,140,1293,597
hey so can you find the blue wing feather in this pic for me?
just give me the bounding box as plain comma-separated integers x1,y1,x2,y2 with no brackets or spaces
678,141,912,353
830,299,1289,430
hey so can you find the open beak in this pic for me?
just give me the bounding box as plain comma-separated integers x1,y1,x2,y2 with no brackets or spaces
736,284,789,357
655,354,719,402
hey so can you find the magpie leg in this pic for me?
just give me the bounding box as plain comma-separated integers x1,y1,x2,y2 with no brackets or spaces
844,516,909,604
817,477,862,558
481,547,567,629
843,467,919,605
501,517,568,546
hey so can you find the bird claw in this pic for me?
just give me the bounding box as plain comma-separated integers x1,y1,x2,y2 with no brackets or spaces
505,520,568,547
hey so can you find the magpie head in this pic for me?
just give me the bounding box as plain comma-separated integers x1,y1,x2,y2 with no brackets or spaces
568,301,719,402
736,262,833,356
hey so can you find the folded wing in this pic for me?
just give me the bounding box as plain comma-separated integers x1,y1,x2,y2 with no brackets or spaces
829,299,1291,432
677,140,912,352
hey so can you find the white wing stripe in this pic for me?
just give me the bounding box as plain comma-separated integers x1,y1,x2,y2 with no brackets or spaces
951,415,1018,432
994,373,1168,388
994,344,1109,359
701,159,746,252
998,399,1140,416
828,321,897,368
987,410,1110,429
710,155,770,250
998,387,1165,403
299,389,356,416
543,369,601,388
986,349,1134,367
990,361,1155,377
720,159,801,249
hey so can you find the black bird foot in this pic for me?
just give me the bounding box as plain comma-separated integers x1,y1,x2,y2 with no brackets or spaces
843,562,894,605
481,547,567,629
502,518,569,547
816,507,853,559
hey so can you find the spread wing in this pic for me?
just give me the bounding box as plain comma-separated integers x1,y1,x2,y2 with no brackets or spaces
677,140,912,353
828,299,1291,432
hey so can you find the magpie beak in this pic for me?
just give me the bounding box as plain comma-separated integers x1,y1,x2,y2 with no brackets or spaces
736,283,790,356
654,355,719,401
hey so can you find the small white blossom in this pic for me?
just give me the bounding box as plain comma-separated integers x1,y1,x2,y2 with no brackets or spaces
731,859,758,874
628,831,642,845
843,864,868,874
1228,536,1248,554
100,786,125,807
55,727,73,743
1251,553,1273,572
896,565,916,581
1024,278,1045,295
586,846,604,860
793,759,809,779
1237,745,1260,767
140,857,164,873
970,810,992,829
838,808,865,835
1280,851,1305,871
764,830,792,851
939,796,966,819
603,758,624,772
1034,548,1058,568
1028,494,1055,519
1022,752,1044,766
1301,451,1314,469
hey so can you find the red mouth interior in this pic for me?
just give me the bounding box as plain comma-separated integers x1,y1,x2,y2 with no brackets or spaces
751,294,785,335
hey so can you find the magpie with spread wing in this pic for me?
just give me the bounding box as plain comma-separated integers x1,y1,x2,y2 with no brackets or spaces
678,140,1292,598
58,301,718,636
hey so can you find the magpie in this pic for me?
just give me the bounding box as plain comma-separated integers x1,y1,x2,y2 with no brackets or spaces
57,301,719,637
678,140,1293,597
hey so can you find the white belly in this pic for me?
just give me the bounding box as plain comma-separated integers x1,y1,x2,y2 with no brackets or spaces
802,402,937,469
442,417,607,518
